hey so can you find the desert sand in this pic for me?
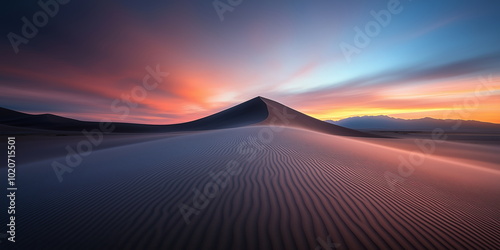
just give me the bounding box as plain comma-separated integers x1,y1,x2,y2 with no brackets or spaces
0,97,499,249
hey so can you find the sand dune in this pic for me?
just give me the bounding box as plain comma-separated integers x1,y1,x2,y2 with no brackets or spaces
259,97,379,137
0,97,377,137
4,125,499,249
1,98,498,249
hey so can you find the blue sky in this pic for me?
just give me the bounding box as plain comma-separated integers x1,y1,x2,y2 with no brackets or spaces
1,0,499,123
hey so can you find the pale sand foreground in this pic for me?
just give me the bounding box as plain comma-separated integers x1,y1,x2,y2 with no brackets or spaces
3,126,499,249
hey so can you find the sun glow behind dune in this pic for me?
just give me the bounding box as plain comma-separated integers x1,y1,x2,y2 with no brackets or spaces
1,1,500,124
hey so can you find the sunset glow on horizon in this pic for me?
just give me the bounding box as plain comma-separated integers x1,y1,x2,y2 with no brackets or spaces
1,0,500,124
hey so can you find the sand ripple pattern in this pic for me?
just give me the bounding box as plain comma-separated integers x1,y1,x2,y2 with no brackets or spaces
3,127,499,250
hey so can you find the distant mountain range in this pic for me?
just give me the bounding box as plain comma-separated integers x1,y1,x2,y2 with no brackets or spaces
325,115,500,132
3,102,499,135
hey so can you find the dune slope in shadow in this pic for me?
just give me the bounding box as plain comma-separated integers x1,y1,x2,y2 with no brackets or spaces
0,98,268,132
0,97,377,137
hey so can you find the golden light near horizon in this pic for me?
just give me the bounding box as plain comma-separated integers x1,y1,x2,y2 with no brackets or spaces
311,108,448,121
2,1,500,126
300,75,500,124
308,96,500,123
2,1,500,249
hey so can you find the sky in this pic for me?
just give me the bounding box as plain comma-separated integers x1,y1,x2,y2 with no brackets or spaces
1,0,499,124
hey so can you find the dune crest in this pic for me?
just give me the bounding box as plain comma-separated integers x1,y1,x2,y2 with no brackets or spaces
257,96,377,137
0,97,377,137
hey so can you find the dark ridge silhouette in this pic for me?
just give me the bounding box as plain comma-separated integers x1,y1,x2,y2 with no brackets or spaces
0,107,33,121
0,98,268,133
0,97,377,137
326,115,500,132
